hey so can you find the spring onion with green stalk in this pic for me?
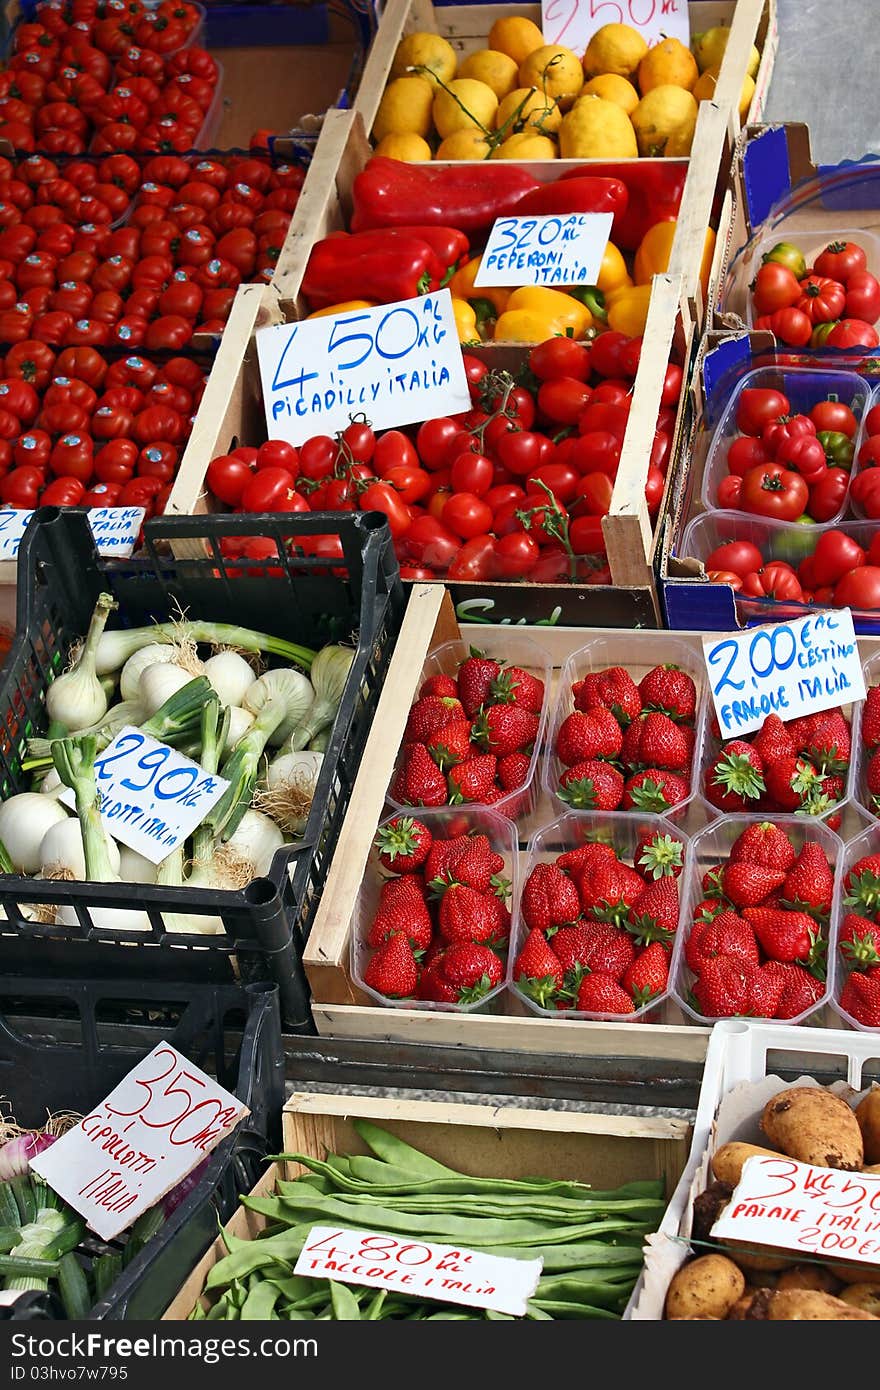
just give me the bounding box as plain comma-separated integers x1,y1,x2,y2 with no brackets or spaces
190,1121,664,1322
94,620,316,677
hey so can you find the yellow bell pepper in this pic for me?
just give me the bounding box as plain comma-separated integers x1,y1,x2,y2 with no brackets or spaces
605,283,653,338
448,256,511,316
306,300,376,318
634,220,717,301
452,297,480,344
596,241,631,294
505,287,592,335
493,309,562,343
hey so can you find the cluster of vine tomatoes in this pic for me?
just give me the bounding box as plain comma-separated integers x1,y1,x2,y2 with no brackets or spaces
0,343,207,517
2,0,214,155
207,331,683,583
0,152,302,349
752,239,880,350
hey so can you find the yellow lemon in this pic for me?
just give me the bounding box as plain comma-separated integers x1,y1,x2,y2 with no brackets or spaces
390,32,457,87
582,22,647,80
518,45,584,110
579,73,639,115
373,132,433,161
559,96,637,159
693,27,760,79
434,130,492,160
491,132,557,160
432,79,498,137
692,69,718,102
693,68,756,124
631,85,698,156
458,49,519,99
495,86,561,135
736,73,756,123
637,37,699,93
372,76,434,142
488,15,545,68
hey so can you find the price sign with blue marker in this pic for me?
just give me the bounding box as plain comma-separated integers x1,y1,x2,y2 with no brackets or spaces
703,610,866,740
474,212,613,288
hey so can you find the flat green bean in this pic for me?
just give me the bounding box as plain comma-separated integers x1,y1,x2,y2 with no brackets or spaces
241,1280,281,1321
364,1290,386,1320
529,1300,619,1320
352,1119,454,1177
329,1280,361,1320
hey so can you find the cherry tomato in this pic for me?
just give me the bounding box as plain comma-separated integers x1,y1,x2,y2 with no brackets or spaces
493,529,539,578
403,515,460,570
528,335,591,382
571,431,621,479
537,377,592,425
416,417,463,471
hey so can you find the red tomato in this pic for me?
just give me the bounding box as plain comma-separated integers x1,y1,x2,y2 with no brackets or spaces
340,420,375,465
240,467,302,513
5,339,55,388
704,540,764,577
403,515,460,570
574,471,613,516
809,467,850,521
587,331,629,379
826,319,880,350
358,481,410,538
0,378,38,423
740,463,809,520
752,262,801,315
845,270,880,323
144,316,191,351
569,514,606,556
137,442,177,482
571,431,621,478
41,476,86,506
810,399,858,437
776,434,828,484
49,432,92,482
811,529,866,585
95,438,137,483
441,491,492,540
717,475,743,508
741,562,803,602
796,274,846,324
416,417,464,471
833,566,880,610
577,401,629,440
769,307,813,347
492,529,539,578
727,435,768,476
496,430,546,478
0,464,42,507
537,377,592,425
851,469,880,519
206,452,252,506
256,439,298,475
14,430,51,468
814,240,868,283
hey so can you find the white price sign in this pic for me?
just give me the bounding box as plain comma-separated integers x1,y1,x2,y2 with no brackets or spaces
711,1155,880,1268
702,609,866,740
541,0,690,57
59,726,229,865
255,289,471,447
474,213,613,288
31,1042,248,1240
294,1225,543,1317
0,507,144,560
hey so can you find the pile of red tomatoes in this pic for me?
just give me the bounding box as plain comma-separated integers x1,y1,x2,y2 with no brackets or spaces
751,239,880,350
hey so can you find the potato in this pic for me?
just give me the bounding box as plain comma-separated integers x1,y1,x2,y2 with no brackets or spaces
765,1289,877,1320
720,1240,793,1272
855,1089,880,1164
777,1264,842,1295
839,1284,880,1316
831,1262,880,1286
691,1182,732,1241
665,1254,745,1320
711,1141,782,1186
727,1293,757,1319
760,1087,864,1170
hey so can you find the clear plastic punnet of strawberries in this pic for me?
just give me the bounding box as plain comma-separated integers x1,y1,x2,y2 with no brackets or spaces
834,825,880,1032
702,707,854,822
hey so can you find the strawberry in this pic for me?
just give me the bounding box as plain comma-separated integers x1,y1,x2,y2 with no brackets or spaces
554,921,636,983
729,822,797,871
621,769,690,812
867,748,880,810
863,686,880,751
623,941,669,1007
438,883,506,945
634,830,685,880
746,962,787,1018
781,842,835,917
440,942,503,1003
622,711,693,771
375,816,433,874
556,841,617,875
572,666,641,725
838,912,880,967
575,972,635,1015
521,862,580,933
764,754,822,813
556,707,623,766
721,862,786,908
558,759,624,810
692,956,755,1018
796,709,851,773
430,835,506,898
404,695,465,746
685,910,759,973
704,741,765,811
488,665,545,714
391,743,448,807
426,719,474,771
419,674,459,700
367,875,433,952
844,854,880,917
580,859,645,924
472,703,539,757
417,956,460,1004
742,907,826,969
638,664,696,722
627,877,680,943
751,714,795,765
447,753,497,804
839,967,880,1027
423,834,469,884
762,960,825,1019
457,652,502,717
513,927,564,1007
693,895,726,923
701,864,725,895
364,932,419,998
498,750,531,791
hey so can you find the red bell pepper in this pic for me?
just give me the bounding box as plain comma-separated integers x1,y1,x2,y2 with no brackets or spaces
351,157,540,235
559,162,687,251
510,176,628,221
383,225,470,276
302,230,447,309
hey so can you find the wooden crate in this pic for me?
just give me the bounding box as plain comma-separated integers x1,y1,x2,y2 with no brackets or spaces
163,1090,691,1320
302,583,709,1062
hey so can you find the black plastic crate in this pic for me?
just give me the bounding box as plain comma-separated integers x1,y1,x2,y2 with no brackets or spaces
0,977,282,1321
0,507,405,1030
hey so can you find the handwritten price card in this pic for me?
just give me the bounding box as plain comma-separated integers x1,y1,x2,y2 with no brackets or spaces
59,726,229,864
31,1043,248,1239
542,0,689,58
0,509,32,559
0,507,144,561
256,289,471,447
294,1226,543,1316
711,1155,880,1267
703,609,866,740
474,213,613,289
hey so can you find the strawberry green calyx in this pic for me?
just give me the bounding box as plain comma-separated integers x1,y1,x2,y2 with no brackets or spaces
627,777,676,813
845,867,880,916
456,973,496,1006
806,930,828,981
374,816,429,866
487,669,520,704
590,895,632,929
630,983,661,1009
518,972,562,1009
625,914,675,947
711,752,765,801
636,833,684,880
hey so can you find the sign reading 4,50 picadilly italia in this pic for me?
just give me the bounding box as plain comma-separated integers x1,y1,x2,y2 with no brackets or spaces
256,289,471,446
